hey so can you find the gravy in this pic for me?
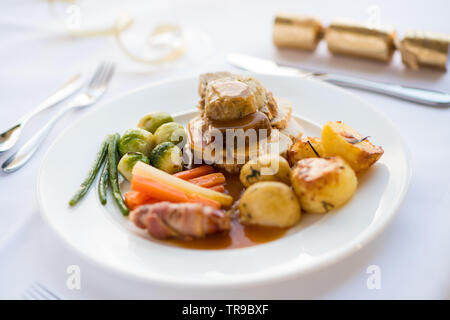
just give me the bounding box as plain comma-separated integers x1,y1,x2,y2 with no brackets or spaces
168,172,287,250
209,111,271,134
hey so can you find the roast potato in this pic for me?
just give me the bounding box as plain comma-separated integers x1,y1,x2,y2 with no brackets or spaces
291,156,357,213
239,181,301,227
287,136,324,165
239,154,291,187
321,121,383,173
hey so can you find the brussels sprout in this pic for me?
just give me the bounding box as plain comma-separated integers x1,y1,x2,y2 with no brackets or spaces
154,122,187,147
118,128,156,157
117,152,149,181
137,112,174,133
149,142,183,174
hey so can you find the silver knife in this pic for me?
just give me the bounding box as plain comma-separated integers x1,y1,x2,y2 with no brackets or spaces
227,53,450,107
0,73,84,153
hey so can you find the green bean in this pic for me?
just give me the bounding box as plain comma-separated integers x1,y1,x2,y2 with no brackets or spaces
98,158,109,205
108,133,129,215
69,136,109,206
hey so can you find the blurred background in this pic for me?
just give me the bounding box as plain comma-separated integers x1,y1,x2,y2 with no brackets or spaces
0,0,449,299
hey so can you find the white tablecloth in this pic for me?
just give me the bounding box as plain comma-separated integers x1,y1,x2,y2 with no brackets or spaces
0,0,449,299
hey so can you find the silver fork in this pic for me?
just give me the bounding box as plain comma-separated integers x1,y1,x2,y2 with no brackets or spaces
2,62,115,173
21,282,62,300
0,73,83,153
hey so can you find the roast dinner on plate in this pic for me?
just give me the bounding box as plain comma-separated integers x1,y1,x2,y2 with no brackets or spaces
69,72,384,250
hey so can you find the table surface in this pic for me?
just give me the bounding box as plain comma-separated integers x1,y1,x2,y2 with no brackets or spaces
0,0,449,299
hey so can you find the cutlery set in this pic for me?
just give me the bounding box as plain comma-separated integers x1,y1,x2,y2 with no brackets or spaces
1,54,449,173
0,62,115,173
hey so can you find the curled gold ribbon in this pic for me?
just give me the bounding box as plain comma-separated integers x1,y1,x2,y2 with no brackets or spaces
113,15,186,65
49,0,186,65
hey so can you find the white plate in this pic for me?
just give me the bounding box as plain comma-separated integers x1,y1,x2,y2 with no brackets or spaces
38,74,411,289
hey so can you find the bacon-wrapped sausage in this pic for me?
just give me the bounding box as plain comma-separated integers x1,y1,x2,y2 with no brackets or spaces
130,202,230,240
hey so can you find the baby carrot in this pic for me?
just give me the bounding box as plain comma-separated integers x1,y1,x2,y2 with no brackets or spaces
188,173,226,188
124,191,158,210
132,175,221,209
132,175,189,203
187,194,221,209
209,184,225,193
133,162,233,207
173,165,215,180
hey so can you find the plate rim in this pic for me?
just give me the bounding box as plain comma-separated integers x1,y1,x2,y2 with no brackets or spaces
36,73,412,289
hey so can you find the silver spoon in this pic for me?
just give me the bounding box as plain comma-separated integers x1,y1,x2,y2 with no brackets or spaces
0,73,84,153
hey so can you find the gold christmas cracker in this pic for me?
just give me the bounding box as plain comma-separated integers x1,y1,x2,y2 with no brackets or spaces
325,18,396,62
399,30,450,71
273,12,324,51
273,13,449,72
